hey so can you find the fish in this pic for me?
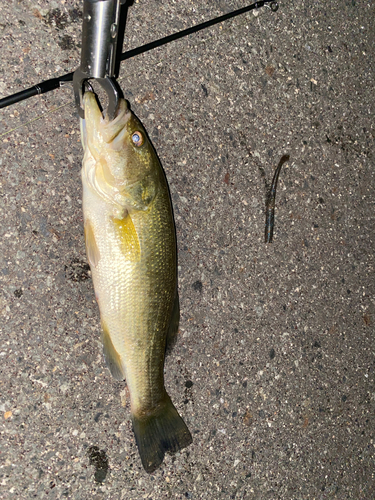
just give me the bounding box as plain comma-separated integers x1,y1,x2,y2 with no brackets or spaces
80,91,192,473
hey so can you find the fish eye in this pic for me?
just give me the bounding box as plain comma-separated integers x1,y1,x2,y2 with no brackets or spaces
131,131,144,147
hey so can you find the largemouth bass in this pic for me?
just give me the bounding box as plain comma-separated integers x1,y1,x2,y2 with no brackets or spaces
80,91,192,473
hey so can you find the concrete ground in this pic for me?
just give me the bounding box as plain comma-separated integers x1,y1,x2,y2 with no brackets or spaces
0,0,374,498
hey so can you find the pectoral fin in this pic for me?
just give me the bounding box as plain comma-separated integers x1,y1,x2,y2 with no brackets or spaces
84,219,100,268
101,322,125,381
111,213,141,261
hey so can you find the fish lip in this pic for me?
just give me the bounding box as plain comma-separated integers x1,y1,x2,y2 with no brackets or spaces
104,99,130,123
101,99,132,144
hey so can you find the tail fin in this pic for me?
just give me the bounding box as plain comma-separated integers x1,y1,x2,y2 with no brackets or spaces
132,393,192,473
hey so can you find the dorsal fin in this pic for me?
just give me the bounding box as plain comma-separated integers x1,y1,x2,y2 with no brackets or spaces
166,291,180,353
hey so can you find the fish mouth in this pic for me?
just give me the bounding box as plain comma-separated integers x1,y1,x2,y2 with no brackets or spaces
101,98,132,144
82,91,132,145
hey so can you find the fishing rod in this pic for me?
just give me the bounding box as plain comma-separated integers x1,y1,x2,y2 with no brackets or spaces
0,0,279,111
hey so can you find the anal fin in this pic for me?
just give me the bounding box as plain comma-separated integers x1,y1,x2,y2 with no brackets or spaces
101,322,125,381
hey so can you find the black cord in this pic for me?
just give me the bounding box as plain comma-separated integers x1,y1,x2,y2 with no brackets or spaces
0,75,73,109
0,0,278,110
120,0,278,62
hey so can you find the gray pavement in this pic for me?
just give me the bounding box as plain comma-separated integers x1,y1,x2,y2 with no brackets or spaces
0,0,374,498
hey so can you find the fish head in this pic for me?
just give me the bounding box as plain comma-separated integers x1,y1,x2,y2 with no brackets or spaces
81,91,158,211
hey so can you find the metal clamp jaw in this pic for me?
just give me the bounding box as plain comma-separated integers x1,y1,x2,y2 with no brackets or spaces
73,0,126,120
